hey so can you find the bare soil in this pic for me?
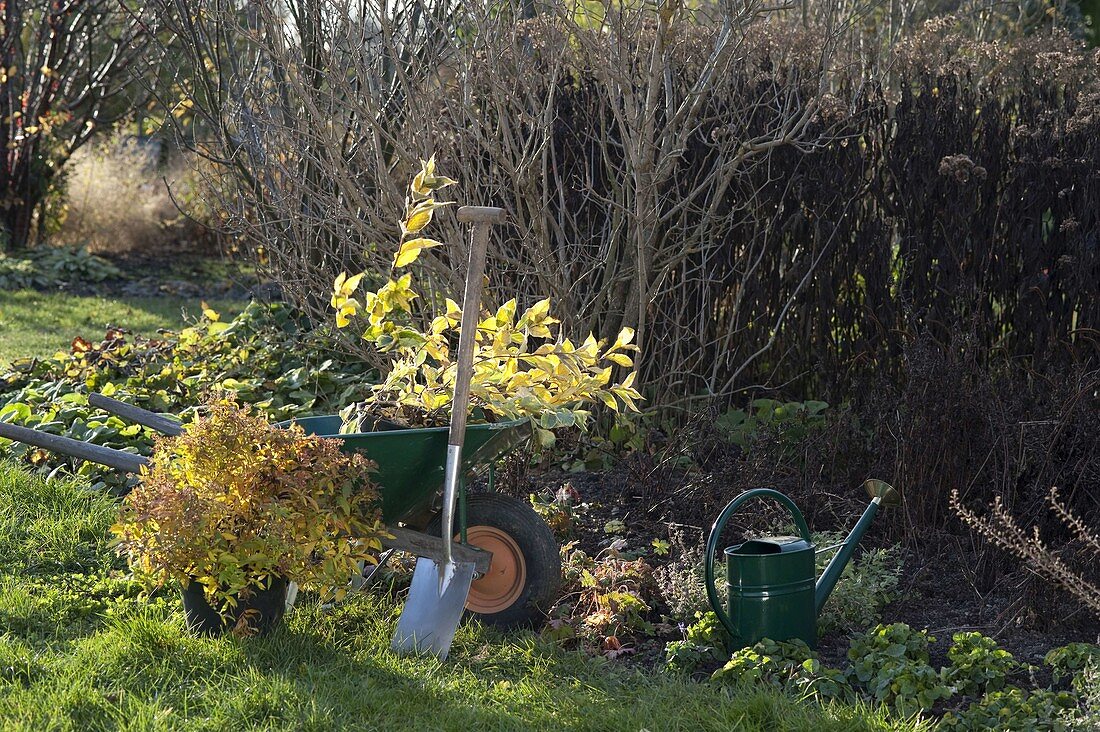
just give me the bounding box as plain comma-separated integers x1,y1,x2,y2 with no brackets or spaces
493,450,1100,679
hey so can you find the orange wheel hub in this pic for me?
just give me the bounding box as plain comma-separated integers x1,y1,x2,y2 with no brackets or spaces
462,526,525,614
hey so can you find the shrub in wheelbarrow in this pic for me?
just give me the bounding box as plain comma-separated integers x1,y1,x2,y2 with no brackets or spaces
330,156,643,439
321,158,644,628
110,400,387,636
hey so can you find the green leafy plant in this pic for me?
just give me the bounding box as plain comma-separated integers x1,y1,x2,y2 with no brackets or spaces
939,687,1078,731
331,159,642,443
715,399,828,449
529,483,585,540
0,301,373,491
543,542,658,657
110,400,386,621
1065,659,1100,731
846,623,953,715
663,611,729,675
814,532,902,634
712,638,853,701
1046,644,1100,690
0,255,38,288
945,632,1021,697
653,527,710,622
0,246,121,289
29,245,122,283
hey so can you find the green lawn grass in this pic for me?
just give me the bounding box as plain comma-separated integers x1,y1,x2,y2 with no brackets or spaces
0,462,926,732
0,290,242,365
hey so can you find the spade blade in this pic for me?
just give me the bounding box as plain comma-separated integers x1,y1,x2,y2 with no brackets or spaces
391,557,476,660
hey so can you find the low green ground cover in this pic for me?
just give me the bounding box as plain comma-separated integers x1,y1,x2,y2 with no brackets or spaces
0,290,240,364
0,462,916,731
0,301,370,491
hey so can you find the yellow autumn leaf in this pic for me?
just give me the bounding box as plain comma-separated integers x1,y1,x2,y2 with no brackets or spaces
411,156,457,196
403,199,449,234
509,372,533,389
331,272,347,308
424,337,447,360
597,391,619,411
496,299,517,326
528,324,553,338
338,272,364,297
405,204,434,232
335,298,360,328
201,301,220,322
394,237,444,267
430,315,450,335
429,174,457,189
605,352,633,368
411,170,430,198
523,298,551,322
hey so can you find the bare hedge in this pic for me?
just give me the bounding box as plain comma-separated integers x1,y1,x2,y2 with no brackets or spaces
155,4,1100,407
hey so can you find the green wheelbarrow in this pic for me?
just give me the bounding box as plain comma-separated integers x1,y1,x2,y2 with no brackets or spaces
283,414,561,626
0,394,562,628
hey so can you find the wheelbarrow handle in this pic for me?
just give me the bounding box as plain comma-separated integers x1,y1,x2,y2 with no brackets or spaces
88,393,183,436
0,420,149,474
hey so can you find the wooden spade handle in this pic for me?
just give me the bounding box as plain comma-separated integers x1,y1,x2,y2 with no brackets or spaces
456,206,507,225
447,206,504,449
440,205,505,573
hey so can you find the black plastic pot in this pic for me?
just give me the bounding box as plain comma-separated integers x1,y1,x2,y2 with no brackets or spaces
181,576,289,636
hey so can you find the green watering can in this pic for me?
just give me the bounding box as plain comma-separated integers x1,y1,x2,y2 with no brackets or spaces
704,479,901,650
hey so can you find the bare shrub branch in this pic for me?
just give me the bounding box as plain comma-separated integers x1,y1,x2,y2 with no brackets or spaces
144,0,865,394
952,487,1100,618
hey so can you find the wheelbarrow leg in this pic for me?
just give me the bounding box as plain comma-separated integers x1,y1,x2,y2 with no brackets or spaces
352,549,396,590
285,549,397,612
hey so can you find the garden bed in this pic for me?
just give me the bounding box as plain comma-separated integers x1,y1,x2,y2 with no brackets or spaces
490,455,1099,726
502,460,1099,662
1,302,1095,730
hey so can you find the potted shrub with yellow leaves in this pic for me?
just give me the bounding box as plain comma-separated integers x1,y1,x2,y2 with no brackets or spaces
111,401,386,636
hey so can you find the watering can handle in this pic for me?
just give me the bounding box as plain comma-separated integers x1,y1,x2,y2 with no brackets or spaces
703,488,812,644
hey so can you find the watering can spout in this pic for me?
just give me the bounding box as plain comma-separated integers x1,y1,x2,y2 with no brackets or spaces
814,479,900,615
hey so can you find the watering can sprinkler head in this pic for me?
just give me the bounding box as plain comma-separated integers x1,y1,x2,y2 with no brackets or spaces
704,480,900,651
864,479,901,506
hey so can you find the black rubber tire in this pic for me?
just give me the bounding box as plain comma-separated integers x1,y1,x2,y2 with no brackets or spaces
428,493,561,628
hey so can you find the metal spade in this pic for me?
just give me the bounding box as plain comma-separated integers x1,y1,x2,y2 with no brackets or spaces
391,205,507,660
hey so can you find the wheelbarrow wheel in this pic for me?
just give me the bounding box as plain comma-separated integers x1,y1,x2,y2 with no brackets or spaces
428,493,561,628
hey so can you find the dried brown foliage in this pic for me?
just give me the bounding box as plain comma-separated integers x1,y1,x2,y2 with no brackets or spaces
0,1,160,251
953,487,1100,620
146,0,866,398
676,336,1100,623
56,136,216,254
